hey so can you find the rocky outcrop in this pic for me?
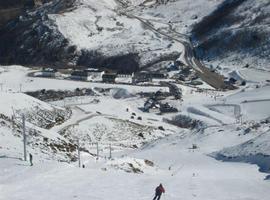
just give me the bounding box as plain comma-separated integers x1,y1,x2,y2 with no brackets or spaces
77,50,140,73
0,0,76,67
0,8,22,27
0,0,49,26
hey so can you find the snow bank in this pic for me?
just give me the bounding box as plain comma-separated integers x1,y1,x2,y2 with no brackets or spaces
110,88,135,99
107,157,156,173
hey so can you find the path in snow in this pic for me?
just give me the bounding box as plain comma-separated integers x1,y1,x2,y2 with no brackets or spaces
206,103,241,121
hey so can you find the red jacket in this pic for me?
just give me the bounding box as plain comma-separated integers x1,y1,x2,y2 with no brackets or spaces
156,185,165,195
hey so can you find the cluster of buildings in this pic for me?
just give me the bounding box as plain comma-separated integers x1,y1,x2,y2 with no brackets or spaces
34,68,168,84
70,68,105,81
131,71,167,84
143,91,178,113
33,68,60,78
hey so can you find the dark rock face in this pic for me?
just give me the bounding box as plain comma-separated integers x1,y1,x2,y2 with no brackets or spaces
0,0,77,67
0,0,27,9
0,0,141,72
192,0,270,69
0,1,46,26
77,50,140,73
0,0,26,27
192,0,246,39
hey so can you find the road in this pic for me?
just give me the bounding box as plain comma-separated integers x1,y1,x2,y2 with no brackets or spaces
160,81,182,99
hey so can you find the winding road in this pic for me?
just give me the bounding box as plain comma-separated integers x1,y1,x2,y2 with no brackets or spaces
114,0,227,90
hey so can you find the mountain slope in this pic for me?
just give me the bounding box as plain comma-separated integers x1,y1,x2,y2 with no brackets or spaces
192,0,270,71
0,0,222,72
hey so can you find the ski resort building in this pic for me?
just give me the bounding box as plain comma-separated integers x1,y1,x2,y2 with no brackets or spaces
84,68,105,80
102,73,117,83
70,70,91,81
132,71,167,84
34,68,60,78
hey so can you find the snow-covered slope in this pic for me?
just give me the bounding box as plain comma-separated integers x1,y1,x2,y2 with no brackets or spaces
1,124,269,200
1,64,270,200
0,89,77,161
192,0,270,71
0,91,70,127
213,130,270,178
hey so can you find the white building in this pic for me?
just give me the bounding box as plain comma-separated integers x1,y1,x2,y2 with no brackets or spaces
84,68,104,81
70,69,105,81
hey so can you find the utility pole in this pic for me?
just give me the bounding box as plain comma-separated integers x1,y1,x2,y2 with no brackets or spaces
240,115,243,125
11,115,15,130
109,144,112,159
77,139,81,168
96,142,99,160
22,114,27,161
19,84,22,93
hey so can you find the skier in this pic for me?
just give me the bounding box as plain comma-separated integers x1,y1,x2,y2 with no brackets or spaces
153,183,165,200
29,153,33,166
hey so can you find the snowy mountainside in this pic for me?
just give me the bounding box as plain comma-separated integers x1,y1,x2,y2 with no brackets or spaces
0,0,222,71
0,0,268,74
192,0,270,71
0,0,77,67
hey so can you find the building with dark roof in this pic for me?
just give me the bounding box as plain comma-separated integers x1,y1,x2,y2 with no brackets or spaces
102,73,117,83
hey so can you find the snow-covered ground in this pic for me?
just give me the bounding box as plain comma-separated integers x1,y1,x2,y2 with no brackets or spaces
227,85,270,121
132,0,223,33
1,64,270,200
1,126,269,200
